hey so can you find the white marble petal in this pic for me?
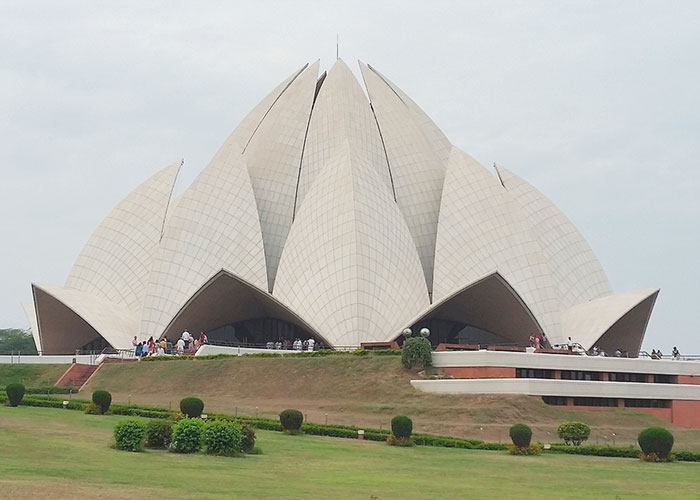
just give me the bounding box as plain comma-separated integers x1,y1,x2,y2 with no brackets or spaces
275,142,429,346
65,161,181,311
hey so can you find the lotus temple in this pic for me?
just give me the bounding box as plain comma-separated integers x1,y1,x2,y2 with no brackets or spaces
25,60,659,356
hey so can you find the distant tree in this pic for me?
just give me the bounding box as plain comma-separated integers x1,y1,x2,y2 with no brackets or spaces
0,329,38,354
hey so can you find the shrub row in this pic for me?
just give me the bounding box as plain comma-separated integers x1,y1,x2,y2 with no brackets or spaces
0,386,78,395
10,393,698,459
549,444,641,459
115,417,254,456
140,349,401,362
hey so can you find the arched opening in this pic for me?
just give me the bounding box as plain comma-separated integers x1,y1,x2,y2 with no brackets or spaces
592,292,658,357
396,272,544,347
159,270,329,348
33,286,112,354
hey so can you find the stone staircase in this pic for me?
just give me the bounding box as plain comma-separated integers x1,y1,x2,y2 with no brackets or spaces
54,363,100,390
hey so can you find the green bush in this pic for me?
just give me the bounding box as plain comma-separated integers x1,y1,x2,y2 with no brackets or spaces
114,419,146,452
84,402,103,414
387,434,414,446
145,420,173,449
509,424,532,448
241,424,256,453
170,418,204,454
508,443,542,455
92,390,112,414
556,421,590,446
203,420,243,456
391,415,413,439
279,409,303,433
401,337,432,370
6,383,25,407
179,397,204,418
638,427,674,459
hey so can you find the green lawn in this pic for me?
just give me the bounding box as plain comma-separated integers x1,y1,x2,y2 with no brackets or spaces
0,405,698,499
0,364,67,387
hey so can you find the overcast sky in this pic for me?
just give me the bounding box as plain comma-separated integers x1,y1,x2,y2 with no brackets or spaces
1,1,698,352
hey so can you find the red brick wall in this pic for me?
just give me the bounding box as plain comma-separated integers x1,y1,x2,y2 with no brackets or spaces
677,375,700,385
671,400,700,428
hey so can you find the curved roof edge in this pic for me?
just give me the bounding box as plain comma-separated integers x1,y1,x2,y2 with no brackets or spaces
32,283,139,354
496,165,612,309
158,269,332,347
394,271,544,345
65,160,182,311
22,301,41,353
562,289,660,354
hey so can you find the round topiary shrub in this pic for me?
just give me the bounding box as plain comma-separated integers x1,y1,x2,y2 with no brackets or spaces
114,419,147,452
170,418,204,454
241,424,256,453
391,415,413,439
202,420,243,456
638,427,674,459
6,383,25,407
92,390,112,414
179,397,204,418
401,336,432,370
145,420,173,449
279,409,303,434
556,421,591,446
509,424,532,448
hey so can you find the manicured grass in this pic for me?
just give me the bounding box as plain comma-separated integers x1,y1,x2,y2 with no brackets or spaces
0,364,67,387
0,405,699,499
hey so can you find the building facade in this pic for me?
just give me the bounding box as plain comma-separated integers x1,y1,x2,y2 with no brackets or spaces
26,60,658,354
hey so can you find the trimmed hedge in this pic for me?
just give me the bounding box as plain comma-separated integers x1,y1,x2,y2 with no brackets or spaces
240,424,256,453
0,386,78,395
550,444,640,458
92,390,112,414
171,418,204,454
675,450,700,462
114,419,147,452
180,397,204,418
279,409,303,433
203,420,243,456
509,424,532,448
391,415,413,439
556,421,591,446
6,383,25,406
145,420,173,449
638,427,674,459
401,337,432,370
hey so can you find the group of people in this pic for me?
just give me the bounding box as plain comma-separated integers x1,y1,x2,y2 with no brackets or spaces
265,338,316,351
589,346,625,357
650,346,681,360
528,332,552,350
132,330,208,357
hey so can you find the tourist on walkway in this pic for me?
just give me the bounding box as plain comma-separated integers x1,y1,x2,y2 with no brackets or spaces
176,337,185,355
672,346,681,360
199,331,208,345
182,330,191,350
307,338,315,351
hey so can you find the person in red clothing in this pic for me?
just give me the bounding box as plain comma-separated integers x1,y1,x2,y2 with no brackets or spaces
199,331,208,345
